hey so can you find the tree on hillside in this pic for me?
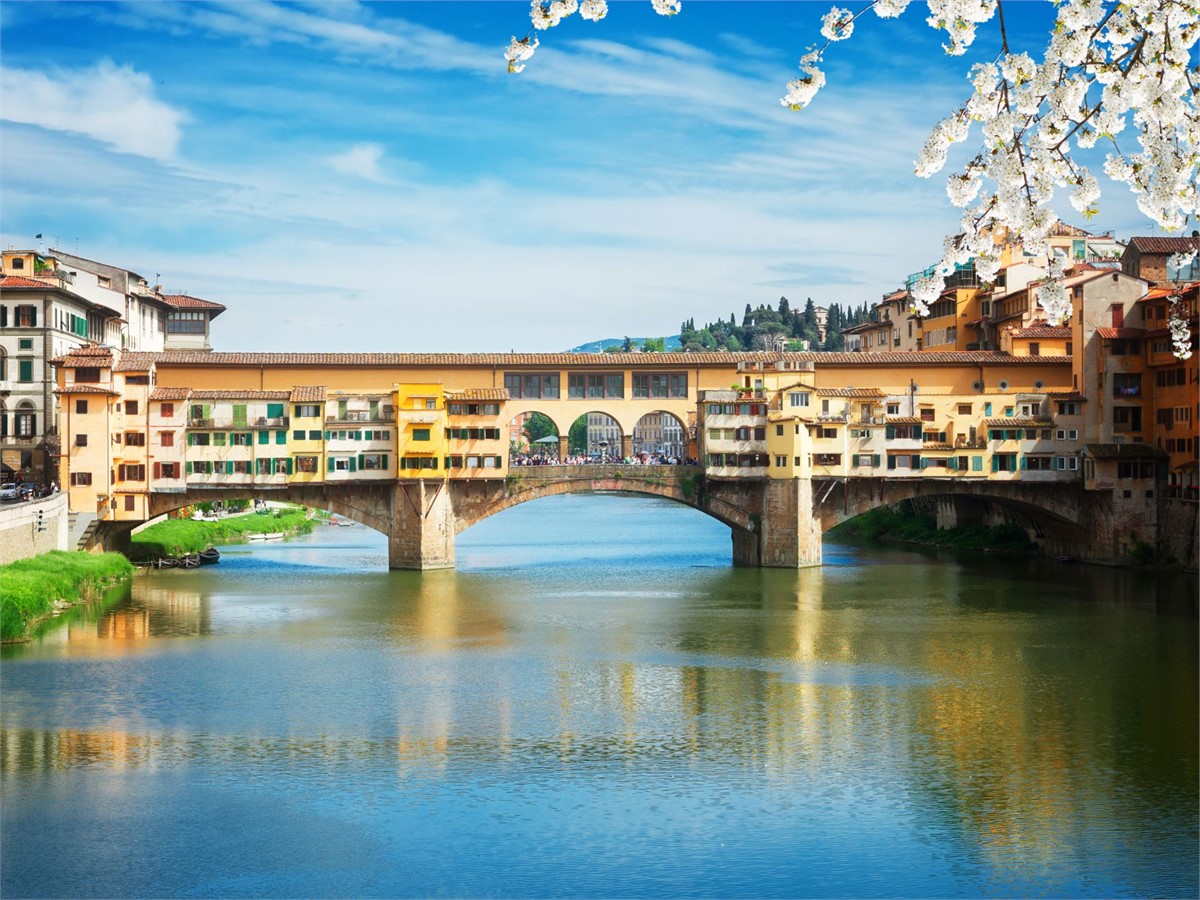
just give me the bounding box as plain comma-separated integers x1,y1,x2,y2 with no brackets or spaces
641,336,666,352
507,0,1198,342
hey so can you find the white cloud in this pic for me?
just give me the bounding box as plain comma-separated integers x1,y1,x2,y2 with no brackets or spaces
0,60,186,160
328,143,388,182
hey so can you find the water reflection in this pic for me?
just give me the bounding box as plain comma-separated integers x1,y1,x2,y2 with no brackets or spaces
1,496,1196,898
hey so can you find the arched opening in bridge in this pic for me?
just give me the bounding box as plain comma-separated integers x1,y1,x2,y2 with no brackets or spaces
457,491,730,570
509,411,560,465
567,412,621,462
632,411,688,462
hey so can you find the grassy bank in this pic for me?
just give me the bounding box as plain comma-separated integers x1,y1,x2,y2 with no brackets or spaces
829,503,1035,555
130,507,317,560
1,551,135,642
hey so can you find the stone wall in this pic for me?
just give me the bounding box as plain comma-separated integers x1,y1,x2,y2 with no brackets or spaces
1160,500,1199,569
0,493,68,564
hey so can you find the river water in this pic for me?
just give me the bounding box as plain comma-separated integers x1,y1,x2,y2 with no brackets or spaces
2,494,1197,898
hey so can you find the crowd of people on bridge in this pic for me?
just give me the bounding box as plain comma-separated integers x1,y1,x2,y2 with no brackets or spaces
509,452,697,467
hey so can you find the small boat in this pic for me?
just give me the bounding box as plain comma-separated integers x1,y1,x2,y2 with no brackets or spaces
262,532,285,541
179,554,201,569
198,547,221,565
248,533,267,541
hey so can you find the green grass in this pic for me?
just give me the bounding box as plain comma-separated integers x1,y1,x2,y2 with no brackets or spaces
829,503,1034,555
130,507,316,559
1,551,135,642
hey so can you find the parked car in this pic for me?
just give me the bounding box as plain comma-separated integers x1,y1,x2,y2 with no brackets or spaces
0,483,18,502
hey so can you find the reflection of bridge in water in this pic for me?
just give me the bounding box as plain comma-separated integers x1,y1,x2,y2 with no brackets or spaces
101,463,1111,570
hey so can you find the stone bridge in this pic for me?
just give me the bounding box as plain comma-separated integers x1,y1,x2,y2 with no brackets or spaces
95,465,1118,568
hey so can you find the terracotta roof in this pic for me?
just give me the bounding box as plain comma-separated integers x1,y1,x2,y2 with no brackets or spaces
815,387,884,398
0,275,56,289
1010,326,1071,339
1086,442,1168,459
114,352,159,372
839,322,879,335
53,344,114,367
1095,327,1146,339
983,418,1055,428
53,384,119,396
188,390,292,400
150,387,192,401
290,385,328,402
922,443,954,451
886,416,922,425
160,294,227,316
1127,236,1200,255
145,350,1070,368
444,388,510,401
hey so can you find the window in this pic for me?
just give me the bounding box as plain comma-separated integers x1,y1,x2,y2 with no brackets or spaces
296,456,318,474
920,408,935,422
18,338,33,350
1057,401,1079,415
814,453,842,466
957,404,971,415
1055,429,1079,440
293,430,306,441
15,411,35,437
75,434,88,447
124,496,136,512
425,399,437,410
117,464,146,481
412,428,431,441
633,373,688,399
1112,406,1143,432
188,433,211,446
231,432,252,446
166,311,207,334
158,462,179,479
124,432,145,446
1025,456,1054,470
503,372,560,400
126,375,150,385
294,404,322,418
309,430,322,440
1113,373,1142,398
11,258,23,270
16,305,37,327
1054,457,1079,471
18,359,33,382
75,399,88,414
160,403,174,417
819,427,837,439
887,403,900,415
70,472,92,486
788,392,810,408
160,431,174,447
1167,253,1200,281
1028,342,1040,356
361,453,389,470
125,400,138,415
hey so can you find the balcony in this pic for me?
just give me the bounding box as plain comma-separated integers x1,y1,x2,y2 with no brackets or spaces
326,413,395,424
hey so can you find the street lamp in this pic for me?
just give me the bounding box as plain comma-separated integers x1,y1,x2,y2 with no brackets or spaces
599,439,608,464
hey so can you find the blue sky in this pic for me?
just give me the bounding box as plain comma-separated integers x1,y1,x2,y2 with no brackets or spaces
0,1,1161,352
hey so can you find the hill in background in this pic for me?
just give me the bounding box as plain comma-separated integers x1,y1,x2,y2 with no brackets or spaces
567,336,683,353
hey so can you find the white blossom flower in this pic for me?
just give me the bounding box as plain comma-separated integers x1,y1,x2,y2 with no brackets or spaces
579,0,607,21
1168,295,1194,360
780,51,825,111
651,0,681,16
505,35,539,72
820,7,855,41
872,0,911,18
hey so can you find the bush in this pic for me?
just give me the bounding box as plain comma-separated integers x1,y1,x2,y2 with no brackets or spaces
1,552,134,642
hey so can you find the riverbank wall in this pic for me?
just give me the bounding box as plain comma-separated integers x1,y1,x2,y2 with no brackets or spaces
0,493,67,565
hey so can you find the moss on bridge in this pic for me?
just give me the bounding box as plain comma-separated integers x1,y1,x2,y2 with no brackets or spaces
829,503,1034,555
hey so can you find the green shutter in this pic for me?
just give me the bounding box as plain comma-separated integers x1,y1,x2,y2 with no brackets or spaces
887,455,896,470
984,403,992,416
275,430,286,445
1019,455,1027,469
885,424,895,440
226,460,234,475
991,456,998,472
973,456,982,471
188,433,196,446
349,457,357,473
186,461,193,474
358,454,365,469
873,454,881,467
267,403,284,419
324,430,331,440
381,454,388,470
258,430,269,445
328,456,336,471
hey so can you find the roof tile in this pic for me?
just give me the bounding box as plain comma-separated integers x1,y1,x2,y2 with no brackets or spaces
290,385,328,402
150,387,192,401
